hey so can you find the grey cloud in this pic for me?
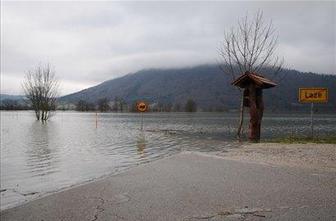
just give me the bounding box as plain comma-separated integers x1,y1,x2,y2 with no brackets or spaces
1,1,335,95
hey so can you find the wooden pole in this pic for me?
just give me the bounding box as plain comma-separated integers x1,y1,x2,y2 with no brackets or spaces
141,112,144,131
310,103,314,138
237,90,245,140
248,84,258,142
95,112,98,129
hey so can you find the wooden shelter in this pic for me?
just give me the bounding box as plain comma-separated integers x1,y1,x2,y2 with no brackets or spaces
232,72,277,89
232,72,277,142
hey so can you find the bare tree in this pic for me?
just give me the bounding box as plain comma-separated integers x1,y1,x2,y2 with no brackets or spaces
75,100,96,112
185,99,197,112
97,98,110,112
113,97,126,112
22,64,59,122
219,11,284,139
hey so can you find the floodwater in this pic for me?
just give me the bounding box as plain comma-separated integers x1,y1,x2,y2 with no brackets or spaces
1,111,336,210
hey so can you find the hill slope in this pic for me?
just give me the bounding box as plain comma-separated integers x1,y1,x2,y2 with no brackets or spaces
0,94,25,101
60,65,336,112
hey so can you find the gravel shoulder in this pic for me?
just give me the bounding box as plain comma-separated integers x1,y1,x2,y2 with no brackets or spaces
219,143,336,172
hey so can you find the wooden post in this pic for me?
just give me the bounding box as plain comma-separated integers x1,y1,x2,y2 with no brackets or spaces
310,103,314,138
141,112,143,131
237,89,245,140
248,84,258,142
248,85,264,142
256,88,264,141
95,112,98,128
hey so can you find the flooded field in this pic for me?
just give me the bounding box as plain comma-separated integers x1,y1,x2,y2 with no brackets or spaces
1,111,336,210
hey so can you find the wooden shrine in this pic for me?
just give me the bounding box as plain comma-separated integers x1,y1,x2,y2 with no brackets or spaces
232,72,277,142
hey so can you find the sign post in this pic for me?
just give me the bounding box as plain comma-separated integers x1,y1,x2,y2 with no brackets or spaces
299,88,328,138
136,101,148,131
141,112,144,131
95,112,98,129
310,103,314,138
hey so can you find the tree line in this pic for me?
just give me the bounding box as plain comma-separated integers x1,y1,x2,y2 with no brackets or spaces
73,98,198,113
0,99,30,110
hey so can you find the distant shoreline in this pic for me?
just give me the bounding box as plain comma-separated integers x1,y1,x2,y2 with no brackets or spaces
1,109,336,114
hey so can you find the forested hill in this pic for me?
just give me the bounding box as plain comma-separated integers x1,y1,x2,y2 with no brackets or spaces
59,65,336,112
0,94,25,101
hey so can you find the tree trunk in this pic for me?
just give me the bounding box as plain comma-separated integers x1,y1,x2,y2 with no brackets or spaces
34,110,40,121
41,110,45,122
256,89,264,141
236,90,245,140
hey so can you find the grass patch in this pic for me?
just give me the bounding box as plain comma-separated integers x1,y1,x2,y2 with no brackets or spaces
266,136,336,144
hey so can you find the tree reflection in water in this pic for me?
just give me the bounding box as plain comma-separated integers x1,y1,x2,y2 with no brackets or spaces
136,132,146,158
25,121,59,177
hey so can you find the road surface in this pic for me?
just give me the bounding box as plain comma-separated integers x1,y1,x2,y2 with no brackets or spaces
1,152,335,220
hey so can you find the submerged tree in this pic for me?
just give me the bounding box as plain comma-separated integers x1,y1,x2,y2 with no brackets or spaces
185,99,197,112
22,64,59,122
97,98,110,112
75,100,96,112
112,97,126,112
219,11,284,139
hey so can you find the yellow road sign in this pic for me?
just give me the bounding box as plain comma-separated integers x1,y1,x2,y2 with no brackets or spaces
299,88,328,103
136,101,148,112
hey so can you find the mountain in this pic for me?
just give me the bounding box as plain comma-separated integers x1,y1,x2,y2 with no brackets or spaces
60,65,336,112
0,94,28,110
0,94,25,101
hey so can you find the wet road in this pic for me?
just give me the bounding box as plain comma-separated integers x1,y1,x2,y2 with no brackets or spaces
1,152,335,221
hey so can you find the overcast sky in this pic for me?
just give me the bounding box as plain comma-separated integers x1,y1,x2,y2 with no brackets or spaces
1,1,335,95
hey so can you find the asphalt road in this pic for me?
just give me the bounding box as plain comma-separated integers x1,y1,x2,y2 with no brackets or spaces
1,152,335,221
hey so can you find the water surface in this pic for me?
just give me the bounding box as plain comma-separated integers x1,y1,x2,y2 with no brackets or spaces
1,111,336,209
